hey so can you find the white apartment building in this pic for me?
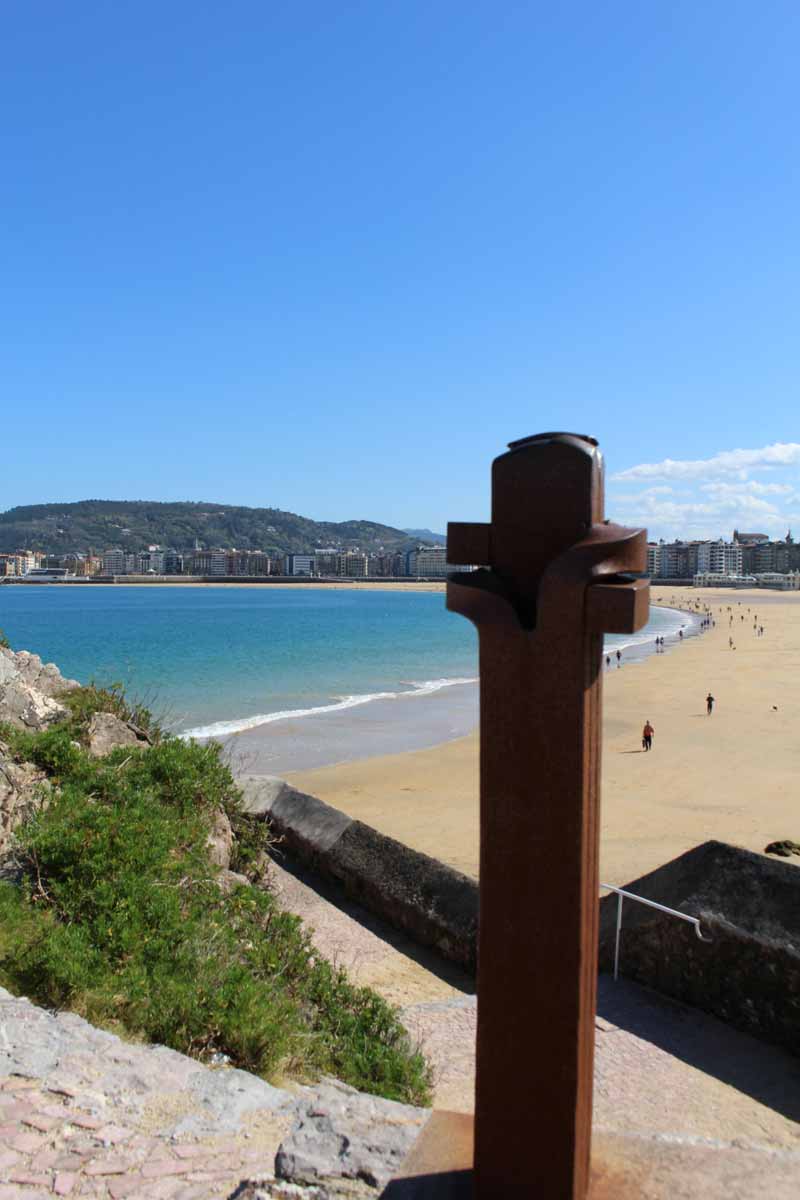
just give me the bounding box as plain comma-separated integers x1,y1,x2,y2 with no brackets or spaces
406,546,449,577
188,550,227,575
693,572,757,588
696,541,743,576
285,554,316,577
12,551,38,575
137,551,165,573
102,549,128,574
754,571,800,590
646,544,661,577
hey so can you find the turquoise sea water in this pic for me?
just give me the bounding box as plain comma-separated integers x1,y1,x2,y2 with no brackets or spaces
0,586,691,767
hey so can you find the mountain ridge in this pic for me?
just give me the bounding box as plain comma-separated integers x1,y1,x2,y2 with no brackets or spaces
402,528,447,545
0,500,430,556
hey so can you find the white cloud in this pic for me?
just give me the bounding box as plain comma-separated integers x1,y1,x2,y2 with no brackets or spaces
607,443,800,538
612,442,800,483
700,480,794,497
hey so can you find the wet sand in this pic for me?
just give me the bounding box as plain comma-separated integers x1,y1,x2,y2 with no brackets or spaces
286,588,800,886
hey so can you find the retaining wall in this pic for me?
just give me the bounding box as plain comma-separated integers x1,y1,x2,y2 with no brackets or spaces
599,840,800,1055
239,775,479,973
239,782,799,1053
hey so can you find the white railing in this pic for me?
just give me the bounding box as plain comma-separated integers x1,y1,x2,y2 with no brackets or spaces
600,883,712,982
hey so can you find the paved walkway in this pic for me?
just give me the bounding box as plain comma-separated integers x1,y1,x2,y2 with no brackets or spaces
270,858,800,1149
2,860,799,1198
0,987,294,1199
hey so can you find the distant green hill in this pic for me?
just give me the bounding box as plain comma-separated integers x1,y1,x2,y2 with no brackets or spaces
0,500,419,556
403,528,447,545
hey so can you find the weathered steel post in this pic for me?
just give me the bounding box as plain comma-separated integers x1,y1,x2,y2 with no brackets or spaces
444,433,648,1198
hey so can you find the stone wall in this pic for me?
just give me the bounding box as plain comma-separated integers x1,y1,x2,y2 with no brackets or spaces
239,776,479,973
241,782,800,1054
599,840,800,1055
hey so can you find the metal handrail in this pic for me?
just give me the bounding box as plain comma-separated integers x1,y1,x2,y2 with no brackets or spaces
600,883,712,982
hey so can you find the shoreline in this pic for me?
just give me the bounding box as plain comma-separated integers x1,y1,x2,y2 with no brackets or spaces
213,604,700,774
285,587,800,886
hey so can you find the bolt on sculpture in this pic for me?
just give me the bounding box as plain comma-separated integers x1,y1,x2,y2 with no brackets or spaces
384,433,648,1199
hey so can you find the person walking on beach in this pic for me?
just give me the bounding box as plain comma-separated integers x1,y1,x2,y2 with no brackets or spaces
616,649,621,666
642,720,654,751
706,693,715,715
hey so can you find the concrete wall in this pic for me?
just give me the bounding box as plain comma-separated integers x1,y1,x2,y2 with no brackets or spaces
599,841,800,1056
239,776,479,973
238,781,800,1054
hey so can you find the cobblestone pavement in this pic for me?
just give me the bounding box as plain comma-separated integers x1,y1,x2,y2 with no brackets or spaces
0,988,294,1199
267,858,800,1150
4,858,800,1198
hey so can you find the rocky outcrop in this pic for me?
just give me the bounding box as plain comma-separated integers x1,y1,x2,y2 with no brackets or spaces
232,1185,328,1198
0,736,49,860
0,645,79,731
274,1080,426,1196
0,984,430,1199
765,839,800,858
207,807,234,869
86,710,150,757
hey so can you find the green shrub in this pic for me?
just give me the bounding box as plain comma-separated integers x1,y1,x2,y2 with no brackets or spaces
0,725,431,1104
0,629,10,651
59,683,164,743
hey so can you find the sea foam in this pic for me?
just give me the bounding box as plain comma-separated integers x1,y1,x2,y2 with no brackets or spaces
180,675,478,741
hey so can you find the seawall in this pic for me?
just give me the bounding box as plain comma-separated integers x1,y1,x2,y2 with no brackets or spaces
239,775,479,973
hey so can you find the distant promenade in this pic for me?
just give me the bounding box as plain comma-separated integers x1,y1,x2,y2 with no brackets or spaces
1,574,448,587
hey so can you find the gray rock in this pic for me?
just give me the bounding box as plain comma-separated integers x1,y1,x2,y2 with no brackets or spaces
10,649,79,698
0,646,78,731
238,775,296,817
0,738,49,857
86,711,147,757
0,985,292,1133
230,1176,333,1195
275,1079,427,1193
230,1181,330,1199
220,868,251,892
207,807,234,869
172,1067,290,1136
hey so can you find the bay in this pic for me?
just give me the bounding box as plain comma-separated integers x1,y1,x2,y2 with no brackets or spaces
0,585,690,769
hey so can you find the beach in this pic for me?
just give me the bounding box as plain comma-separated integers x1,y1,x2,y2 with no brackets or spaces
286,588,800,887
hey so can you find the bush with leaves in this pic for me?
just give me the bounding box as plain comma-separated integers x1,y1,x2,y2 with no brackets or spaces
59,683,164,743
0,722,431,1104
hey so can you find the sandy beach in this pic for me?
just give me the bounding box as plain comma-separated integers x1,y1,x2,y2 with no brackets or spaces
287,588,800,887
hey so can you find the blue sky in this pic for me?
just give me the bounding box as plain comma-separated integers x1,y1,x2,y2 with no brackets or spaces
3,2,800,540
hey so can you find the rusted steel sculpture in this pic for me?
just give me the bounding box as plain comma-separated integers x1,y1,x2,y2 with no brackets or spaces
384,433,648,1199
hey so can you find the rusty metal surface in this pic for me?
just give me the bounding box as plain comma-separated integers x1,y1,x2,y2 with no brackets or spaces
381,1112,474,1199
445,433,648,1199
